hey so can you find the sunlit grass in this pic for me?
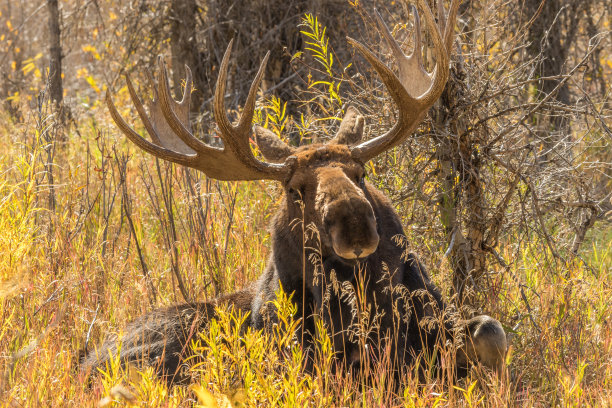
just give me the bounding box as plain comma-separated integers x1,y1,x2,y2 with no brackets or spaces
0,101,609,407
1,8,611,402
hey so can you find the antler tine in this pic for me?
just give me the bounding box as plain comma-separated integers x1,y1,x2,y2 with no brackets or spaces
180,63,192,106
157,57,218,154
438,0,447,41
410,5,423,66
444,0,460,53
346,36,421,118
125,73,162,146
404,0,448,106
213,40,284,178
214,40,270,151
238,50,271,136
349,0,460,162
105,88,195,167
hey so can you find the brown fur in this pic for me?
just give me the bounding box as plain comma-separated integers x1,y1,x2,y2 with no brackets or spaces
81,289,253,384
247,133,507,377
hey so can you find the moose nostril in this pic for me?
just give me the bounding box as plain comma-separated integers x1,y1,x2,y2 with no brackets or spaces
353,248,363,257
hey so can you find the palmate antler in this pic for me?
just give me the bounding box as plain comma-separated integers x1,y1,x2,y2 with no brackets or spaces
349,0,460,162
106,0,459,176
106,40,290,181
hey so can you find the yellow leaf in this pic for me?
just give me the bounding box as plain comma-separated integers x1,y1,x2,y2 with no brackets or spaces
22,62,35,75
77,67,88,78
86,75,101,93
82,44,101,60
191,385,218,408
6,20,12,30
7,91,19,102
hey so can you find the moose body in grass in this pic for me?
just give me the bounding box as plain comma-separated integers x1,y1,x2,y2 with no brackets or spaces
83,0,507,385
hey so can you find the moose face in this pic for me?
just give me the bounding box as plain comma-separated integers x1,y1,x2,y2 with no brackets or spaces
256,131,380,260
308,159,379,260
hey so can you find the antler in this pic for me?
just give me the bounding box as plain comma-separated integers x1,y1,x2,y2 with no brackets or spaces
106,40,291,181
348,0,460,162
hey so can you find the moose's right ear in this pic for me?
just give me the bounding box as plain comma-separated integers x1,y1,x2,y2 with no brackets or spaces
254,125,296,163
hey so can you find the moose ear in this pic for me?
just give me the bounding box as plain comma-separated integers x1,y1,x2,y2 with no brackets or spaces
330,106,364,145
254,125,296,163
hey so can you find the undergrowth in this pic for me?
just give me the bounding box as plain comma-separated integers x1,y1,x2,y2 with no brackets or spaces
0,95,609,407
0,9,610,408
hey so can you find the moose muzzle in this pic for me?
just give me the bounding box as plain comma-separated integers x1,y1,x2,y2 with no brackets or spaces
323,194,379,260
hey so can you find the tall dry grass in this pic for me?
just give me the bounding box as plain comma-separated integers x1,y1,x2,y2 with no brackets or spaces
0,3,611,406
0,84,609,407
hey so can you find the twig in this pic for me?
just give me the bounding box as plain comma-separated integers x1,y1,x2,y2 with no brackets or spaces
114,148,157,305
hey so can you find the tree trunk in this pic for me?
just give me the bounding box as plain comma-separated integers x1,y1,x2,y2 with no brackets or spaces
47,0,63,111
0,1,24,121
433,60,487,306
525,0,585,160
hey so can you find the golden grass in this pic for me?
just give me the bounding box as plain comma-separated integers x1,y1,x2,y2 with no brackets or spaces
0,102,610,407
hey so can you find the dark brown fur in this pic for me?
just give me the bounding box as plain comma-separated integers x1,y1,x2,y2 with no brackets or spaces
81,289,253,384
251,143,448,370
249,138,506,376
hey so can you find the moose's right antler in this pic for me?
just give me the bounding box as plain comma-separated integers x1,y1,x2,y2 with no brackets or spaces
106,40,291,181
349,0,460,162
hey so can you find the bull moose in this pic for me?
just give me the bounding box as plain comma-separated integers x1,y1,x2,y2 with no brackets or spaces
83,0,507,385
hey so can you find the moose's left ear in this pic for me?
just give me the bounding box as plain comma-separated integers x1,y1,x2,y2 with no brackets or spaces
330,106,365,145
254,125,297,163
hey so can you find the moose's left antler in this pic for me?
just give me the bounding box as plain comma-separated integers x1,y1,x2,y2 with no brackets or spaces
349,0,460,162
